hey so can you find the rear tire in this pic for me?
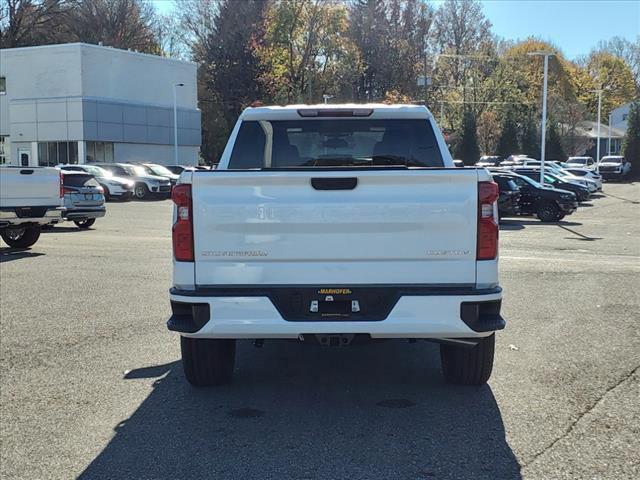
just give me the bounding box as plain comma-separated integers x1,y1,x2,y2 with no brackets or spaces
181,337,236,386
134,183,149,200
536,202,561,222
101,185,111,201
0,226,41,248
74,218,96,229
440,334,495,385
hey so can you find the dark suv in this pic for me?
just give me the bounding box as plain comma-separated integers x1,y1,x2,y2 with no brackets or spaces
491,174,521,218
513,168,590,202
491,171,578,222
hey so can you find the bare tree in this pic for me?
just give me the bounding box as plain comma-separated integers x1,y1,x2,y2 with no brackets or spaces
65,0,159,53
0,0,71,48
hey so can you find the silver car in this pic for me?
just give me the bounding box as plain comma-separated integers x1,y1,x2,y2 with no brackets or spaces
62,172,106,229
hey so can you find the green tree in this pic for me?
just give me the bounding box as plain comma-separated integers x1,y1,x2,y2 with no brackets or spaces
455,108,480,165
545,117,565,161
520,113,539,158
178,0,269,163
621,101,640,173
496,109,520,157
258,0,360,104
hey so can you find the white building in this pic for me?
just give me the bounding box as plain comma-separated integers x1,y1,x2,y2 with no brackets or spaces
0,43,200,167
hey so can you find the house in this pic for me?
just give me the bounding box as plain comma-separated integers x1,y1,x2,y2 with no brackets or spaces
561,120,626,158
0,43,201,167
610,101,633,134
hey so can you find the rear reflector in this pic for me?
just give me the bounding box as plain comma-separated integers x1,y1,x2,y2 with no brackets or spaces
477,181,499,260
172,184,194,262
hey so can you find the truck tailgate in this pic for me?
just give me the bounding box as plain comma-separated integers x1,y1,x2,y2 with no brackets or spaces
0,167,61,207
192,169,479,286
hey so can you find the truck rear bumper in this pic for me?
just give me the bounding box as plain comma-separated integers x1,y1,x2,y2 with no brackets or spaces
168,286,504,339
0,206,64,227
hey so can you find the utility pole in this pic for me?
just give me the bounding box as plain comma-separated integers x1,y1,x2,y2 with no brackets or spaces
528,52,554,185
173,83,184,165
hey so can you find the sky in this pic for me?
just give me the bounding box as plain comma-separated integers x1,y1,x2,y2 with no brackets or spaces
152,0,640,59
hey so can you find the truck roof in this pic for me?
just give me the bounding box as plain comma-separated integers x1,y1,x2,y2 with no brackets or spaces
240,103,433,121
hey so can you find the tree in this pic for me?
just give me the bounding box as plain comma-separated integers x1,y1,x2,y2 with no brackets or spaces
477,109,499,155
65,0,159,53
0,0,71,48
496,109,519,157
621,101,640,173
545,117,565,161
257,0,360,104
580,52,637,117
178,0,269,163
595,36,640,89
520,113,538,158
455,108,480,164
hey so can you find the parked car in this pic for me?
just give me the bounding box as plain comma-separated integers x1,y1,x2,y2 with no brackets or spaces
519,162,599,192
563,168,603,190
492,171,578,222
566,156,595,168
90,163,172,199
165,165,196,175
598,156,631,179
0,166,64,248
513,169,591,201
169,103,505,387
500,155,528,167
61,172,106,228
476,156,502,167
491,174,521,218
59,164,134,201
138,163,180,186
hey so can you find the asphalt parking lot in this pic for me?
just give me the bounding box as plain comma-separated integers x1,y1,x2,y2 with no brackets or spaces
1,182,639,480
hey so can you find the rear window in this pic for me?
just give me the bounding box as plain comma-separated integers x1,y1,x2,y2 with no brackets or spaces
63,174,99,188
228,119,444,169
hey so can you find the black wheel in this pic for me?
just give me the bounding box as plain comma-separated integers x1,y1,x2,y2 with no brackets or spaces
74,218,96,229
440,334,495,385
536,202,561,222
134,183,149,200
100,185,111,201
181,337,236,386
0,226,41,248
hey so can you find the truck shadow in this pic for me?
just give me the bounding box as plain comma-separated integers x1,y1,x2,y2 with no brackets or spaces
0,248,45,263
80,341,522,480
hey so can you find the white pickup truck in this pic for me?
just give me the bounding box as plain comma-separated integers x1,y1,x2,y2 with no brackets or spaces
168,104,504,387
0,166,64,248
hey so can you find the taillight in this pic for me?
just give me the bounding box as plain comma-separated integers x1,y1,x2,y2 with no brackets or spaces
172,184,194,262
477,181,499,260
60,173,64,198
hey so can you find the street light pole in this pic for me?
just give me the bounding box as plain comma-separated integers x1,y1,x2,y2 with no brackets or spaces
173,83,184,165
596,89,602,173
528,52,554,185
608,113,612,156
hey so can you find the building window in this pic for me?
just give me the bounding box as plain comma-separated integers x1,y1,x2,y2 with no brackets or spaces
0,77,6,94
86,141,114,163
37,141,78,166
0,136,8,164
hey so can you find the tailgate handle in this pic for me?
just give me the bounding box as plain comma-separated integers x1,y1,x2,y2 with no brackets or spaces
311,177,357,190
20,169,34,175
